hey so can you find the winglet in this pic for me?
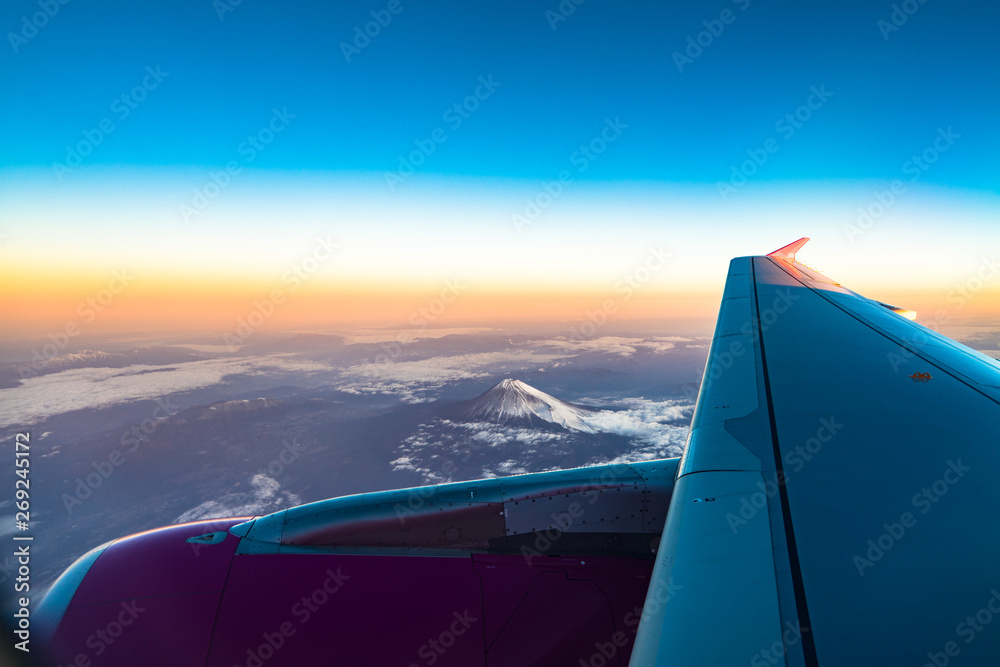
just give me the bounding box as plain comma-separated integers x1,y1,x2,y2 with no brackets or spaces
767,237,810,262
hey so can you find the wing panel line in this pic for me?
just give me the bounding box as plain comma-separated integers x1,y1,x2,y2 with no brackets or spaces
751,256,820,667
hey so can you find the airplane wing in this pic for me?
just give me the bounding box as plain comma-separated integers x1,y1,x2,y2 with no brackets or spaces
629,239,1000,666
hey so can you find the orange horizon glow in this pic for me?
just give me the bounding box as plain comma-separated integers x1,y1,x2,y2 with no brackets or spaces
5,267,1000,343
5,173,1000,343
0,279,722,340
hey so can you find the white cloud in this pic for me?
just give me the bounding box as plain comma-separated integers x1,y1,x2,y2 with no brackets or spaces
0,355,330,429
638,339,684,354
456,421,568,447
391,419,571,483
335,350,571,402
543,336,690,357
172,474,302,523
1,333,700,428
581,399,691,463
338,327,499,344
333,336,694,402
488,459,530,476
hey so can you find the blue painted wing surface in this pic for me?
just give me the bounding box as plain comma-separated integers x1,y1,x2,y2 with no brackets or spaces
630,243,1000,666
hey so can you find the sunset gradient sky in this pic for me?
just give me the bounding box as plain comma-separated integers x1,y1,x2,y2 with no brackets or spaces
2,0,998,341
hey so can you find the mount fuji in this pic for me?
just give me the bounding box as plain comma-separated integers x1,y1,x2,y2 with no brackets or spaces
449,379,598,432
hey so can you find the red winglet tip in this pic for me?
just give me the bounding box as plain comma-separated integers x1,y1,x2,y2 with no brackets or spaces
767,237,810,262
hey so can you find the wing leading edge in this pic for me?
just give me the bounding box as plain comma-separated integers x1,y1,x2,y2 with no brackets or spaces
630,241,1000,666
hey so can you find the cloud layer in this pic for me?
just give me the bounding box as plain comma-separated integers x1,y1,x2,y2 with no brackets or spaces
173,474,302,523
391,398,692,483
0,355,330,429
336,350,572,402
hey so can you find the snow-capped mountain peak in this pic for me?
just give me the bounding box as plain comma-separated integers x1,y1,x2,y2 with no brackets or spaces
460,379,596,432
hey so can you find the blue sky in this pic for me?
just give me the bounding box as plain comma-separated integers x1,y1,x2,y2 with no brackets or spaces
3,0,997,187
